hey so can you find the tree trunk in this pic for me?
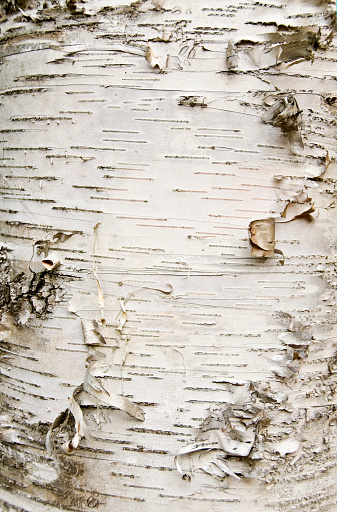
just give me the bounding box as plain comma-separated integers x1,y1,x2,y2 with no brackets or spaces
1,1,337,510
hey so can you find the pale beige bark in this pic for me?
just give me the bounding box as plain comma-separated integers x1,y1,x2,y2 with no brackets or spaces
1,1,337,510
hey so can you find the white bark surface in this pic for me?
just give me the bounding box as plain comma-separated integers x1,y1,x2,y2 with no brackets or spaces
1,1,337,510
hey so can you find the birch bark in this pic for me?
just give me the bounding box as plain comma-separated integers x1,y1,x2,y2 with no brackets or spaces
1,1,337,511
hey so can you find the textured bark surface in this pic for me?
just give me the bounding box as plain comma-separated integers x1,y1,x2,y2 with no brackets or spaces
1,1,337,510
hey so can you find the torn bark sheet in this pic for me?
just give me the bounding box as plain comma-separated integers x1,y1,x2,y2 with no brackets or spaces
263,95,302,132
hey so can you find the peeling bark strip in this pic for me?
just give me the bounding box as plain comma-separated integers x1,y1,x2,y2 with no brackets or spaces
1,0,337,511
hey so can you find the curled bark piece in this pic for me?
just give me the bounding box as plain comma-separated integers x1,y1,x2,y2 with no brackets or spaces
249,218,275,257
272,179,316,224
41,255,60,271
227,40,238,70
216,428,254,457
115,293,133,333
214,458,241,480
93,269,104,318
145,44,165,70
46,410,69,463
53,232,73,243
83,370,145,421
61,393,87,454
201,460,240,481
278,203,316,222
178,96,207,107
262,95,302,131
115,298,127,333
324,150,332,173
310,150,333,181
47,389,88,464
287,129,304,156
81,320,106,346
262,94,303,155
30,240,49,271
142,283,173,295
175,442,216,480
18,7,41,22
